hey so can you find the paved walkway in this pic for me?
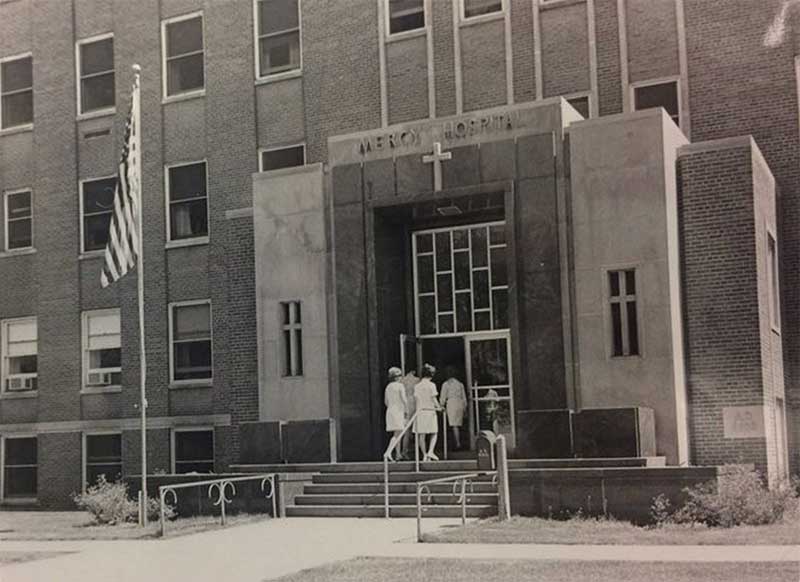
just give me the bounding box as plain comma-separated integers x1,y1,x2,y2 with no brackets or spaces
1,518,798,582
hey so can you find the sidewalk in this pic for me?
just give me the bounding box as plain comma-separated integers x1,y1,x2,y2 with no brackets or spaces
1,518,798,582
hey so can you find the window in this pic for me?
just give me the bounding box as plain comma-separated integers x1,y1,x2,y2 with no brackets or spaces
77,35,115,115
1,318,37,393
388,0,425,35
166,161,208,242
162,12,205,97
84,433,122,486
260,144,305,172
4,189,33,251
81,177,116,253
567,95,590,119
170,301,212,383
255,0,301,79
608,269,639,357
82,309,121,389
2,437,37,500
0,54,33,129
280,301,303,377
633,80,679,127
768,232,781,331
462,0,503,19
173,429,214,473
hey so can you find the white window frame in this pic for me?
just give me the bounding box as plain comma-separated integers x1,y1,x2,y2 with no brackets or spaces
280,300,303,377
0,51,33,132
161,11,206,101
459,0,506,23
604,267,643,359
164,159,210,247
81,308,122,393
258,142,306,172
4,188,33,252
767,230,781,334
168,299,213,386
630,76,682,128
253,0,303,83
79,175,117,256
171,427,214,474
0,434,37,503
384,0,427,39
82,431,122,492
1,316,38,394
75,32,116,118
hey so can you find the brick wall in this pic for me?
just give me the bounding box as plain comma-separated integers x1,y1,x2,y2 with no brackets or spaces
540,2,591,97
386,35,430,124
432,0,456,116
461,18,508,111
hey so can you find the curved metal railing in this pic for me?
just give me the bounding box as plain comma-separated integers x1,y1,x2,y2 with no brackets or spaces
415,471,496,541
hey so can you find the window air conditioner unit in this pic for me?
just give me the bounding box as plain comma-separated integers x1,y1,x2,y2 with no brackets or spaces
87,371,113,386
7,374,36,391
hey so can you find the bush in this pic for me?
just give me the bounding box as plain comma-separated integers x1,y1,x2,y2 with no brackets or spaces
73,476,175,525
651,466,799,528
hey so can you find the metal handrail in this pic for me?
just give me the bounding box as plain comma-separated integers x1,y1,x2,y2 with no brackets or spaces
158,473,277,536
415,471,496,542
382,408,448,518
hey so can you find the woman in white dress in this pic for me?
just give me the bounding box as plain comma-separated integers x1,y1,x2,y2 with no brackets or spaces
384,367,407,461
439,368,467,450
414,364,441,461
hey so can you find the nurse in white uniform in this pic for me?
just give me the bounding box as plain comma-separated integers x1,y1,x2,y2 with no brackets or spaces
384,367,407,461
414,364,441,461
440,368,467,450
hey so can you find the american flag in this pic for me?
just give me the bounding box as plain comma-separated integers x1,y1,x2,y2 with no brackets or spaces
100,82,141,288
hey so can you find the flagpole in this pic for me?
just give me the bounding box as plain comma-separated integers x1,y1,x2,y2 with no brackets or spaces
132,64,148,527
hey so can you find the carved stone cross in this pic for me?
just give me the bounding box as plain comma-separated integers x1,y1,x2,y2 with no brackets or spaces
422,142,453,192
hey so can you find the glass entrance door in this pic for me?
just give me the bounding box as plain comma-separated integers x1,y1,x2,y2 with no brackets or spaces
466,332,514,447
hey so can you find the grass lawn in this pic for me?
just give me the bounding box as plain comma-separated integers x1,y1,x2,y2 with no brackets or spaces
0,511,268,541
0,551,72,565
274,557,800,582
423,516,800,546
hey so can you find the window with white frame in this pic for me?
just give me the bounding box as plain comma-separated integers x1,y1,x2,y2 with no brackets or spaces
162,13,205,97
82,309,121,389
84,433,122,486
462,0,503,19
167,161,208,242
3,437,37,499
608,269,639,357
170,301,212,382
255,0,301,78
388,0,425,35
768,232,781,331
81,177,117,253
0,54,33,129
260,144,305,172
633,80,679,127
4,189,33,251
173,429,214,473
280,301,303,377
77,35,115,115
1,318,37,392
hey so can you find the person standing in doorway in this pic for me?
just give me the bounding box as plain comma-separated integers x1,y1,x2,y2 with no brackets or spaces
440,367,467,450
384,367,407,461
414,363,441,461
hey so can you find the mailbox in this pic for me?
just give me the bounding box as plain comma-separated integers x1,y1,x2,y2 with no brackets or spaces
476,430,496,470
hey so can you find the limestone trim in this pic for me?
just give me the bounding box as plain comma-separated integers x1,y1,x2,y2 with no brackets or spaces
532,0,544,100
617,0,630,112
452,0,464,114
425,0,437,117
377,0,389,127
677,135,757,157
0,414,232,435
675,0,691,138
504,4,514,105
586,0,599,118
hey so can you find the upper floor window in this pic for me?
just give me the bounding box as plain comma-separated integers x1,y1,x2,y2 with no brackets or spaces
77,35,115,115
255,0,301,79
80,177,117,253
4,189,33,251
387,0,425,35
633,79,680,127
166,161,208,242
82,309,121,390
170,301,212,383
1,317,37,393
768,232,781,332
162,12,205,98
608,269,639,357
0,54,33,129
260,144,305,172
462,0,503,19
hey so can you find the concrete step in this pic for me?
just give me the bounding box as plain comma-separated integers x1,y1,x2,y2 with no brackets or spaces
303,482,498,495
293,493,498,506
233,460,479,474
507,457,665,469
285,504,497,518
312,471,496,484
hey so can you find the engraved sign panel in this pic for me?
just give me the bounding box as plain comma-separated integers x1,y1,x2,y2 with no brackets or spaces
722,406,765,439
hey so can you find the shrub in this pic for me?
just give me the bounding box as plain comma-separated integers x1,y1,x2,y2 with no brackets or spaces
73,476,176,525
651,466,799,528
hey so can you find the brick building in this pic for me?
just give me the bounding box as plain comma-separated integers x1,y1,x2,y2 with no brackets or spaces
0,0,798,508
